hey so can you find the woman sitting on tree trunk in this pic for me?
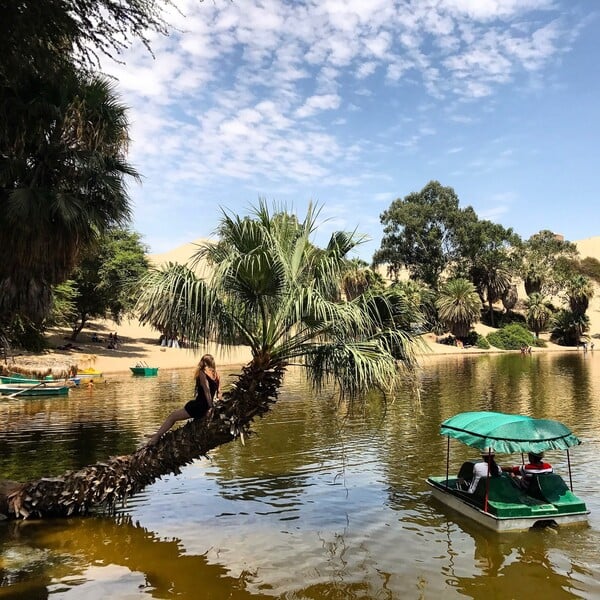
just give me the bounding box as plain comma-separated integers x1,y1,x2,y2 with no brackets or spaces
145,354,222,446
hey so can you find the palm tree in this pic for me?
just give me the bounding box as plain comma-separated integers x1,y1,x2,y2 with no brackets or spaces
0,66,137,323
2,202,424,519
564,275,594,317
342,259,384,300
551,309,589,347
501,284,518,314
525,293,552,338
435,278,482,340
471,264,511,327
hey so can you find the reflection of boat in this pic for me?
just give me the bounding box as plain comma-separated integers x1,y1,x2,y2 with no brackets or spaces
0,374,81,386
130,365,159,376
427,411,589,531
0,382,71,397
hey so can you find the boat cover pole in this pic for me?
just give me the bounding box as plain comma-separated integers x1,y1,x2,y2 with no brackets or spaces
484,448,492,513
567,449,573,491
445,437,450,488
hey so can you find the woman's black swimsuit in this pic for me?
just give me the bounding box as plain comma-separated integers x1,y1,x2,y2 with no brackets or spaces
184,373,218,418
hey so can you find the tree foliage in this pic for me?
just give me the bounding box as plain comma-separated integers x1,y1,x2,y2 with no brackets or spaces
374,181,519,296
69,228,150,339
525,293,553,337
0,0,163,324
136,201,424,399
564,274,594,317
435,278,482,340
518,231,579,296
0,70,137,322
551,310,589,347
0,0,173,78
373,181,467,288
451,217,519,327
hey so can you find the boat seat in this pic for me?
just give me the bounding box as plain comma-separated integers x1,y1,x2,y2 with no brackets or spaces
457,461,475,481
527,474,587,514
469,475,554,517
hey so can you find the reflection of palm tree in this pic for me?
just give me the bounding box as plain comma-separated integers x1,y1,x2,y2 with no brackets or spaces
2,202,422,519
0,516,269,599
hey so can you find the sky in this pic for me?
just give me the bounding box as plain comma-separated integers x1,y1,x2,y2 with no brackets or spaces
101,0,600,261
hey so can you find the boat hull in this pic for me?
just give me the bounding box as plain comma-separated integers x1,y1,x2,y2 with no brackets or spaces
427,476,589,532
0,383,71,397
130,367,159,376
77,369,103,382
0,375,80,386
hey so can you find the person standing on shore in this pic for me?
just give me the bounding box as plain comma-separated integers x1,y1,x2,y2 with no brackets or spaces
145,354,222,446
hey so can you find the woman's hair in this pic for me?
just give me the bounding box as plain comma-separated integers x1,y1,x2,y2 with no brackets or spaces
489,456,501,477
482,453,501,477
195,354,216,379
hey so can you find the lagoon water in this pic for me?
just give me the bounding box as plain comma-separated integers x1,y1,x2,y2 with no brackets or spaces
1,352,600,599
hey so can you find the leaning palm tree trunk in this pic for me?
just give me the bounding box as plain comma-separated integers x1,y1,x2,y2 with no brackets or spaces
0,363,285,520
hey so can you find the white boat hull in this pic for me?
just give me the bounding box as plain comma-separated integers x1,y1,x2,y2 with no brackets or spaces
427,480,589,532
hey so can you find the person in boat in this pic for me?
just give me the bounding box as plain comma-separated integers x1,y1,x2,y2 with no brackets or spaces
502,451,553,489
463,448,502,493
145,354,222,446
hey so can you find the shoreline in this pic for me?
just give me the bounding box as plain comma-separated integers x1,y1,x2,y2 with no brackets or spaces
1,320,589,379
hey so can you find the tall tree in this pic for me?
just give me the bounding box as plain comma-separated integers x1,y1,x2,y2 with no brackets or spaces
564,275,594,317
2,202,424,519
454,219,518,327
1,0,168,327
0,69,138,322
518,231,579,296
525,293,552,338
373,181,467,288
69,228,150,339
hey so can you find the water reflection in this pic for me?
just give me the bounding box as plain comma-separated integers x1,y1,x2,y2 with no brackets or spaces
0,516,272,599
0,354,600,598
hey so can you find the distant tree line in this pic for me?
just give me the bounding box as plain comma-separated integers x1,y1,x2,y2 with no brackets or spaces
372,180,595,347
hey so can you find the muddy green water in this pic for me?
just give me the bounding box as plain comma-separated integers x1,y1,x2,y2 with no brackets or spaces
1,352,599,599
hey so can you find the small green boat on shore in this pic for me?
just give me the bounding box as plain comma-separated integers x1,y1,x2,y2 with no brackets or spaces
427,411,589,531
130,365,159,376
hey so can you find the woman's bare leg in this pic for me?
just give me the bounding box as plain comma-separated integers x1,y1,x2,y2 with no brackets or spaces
145,408,191,446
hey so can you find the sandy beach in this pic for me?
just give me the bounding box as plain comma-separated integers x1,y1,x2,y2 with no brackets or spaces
4,235,599,377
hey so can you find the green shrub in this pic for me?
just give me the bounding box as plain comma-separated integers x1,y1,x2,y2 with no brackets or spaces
476,334,491,349
486,323,536,350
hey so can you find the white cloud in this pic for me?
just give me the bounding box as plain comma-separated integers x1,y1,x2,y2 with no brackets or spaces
295,94,342,118
95,0,587,252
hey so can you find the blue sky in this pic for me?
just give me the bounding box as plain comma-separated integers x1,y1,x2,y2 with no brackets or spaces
102,0,599,261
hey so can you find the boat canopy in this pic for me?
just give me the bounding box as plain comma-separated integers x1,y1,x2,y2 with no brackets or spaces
440,411,581,454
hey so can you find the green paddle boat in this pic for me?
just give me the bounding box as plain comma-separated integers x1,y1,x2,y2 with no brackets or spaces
427,411,589,531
